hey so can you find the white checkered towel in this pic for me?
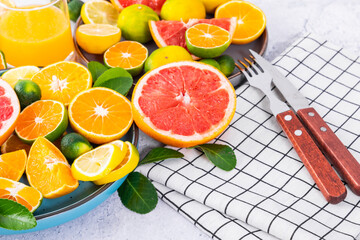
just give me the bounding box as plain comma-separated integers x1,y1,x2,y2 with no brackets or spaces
138,34,360,240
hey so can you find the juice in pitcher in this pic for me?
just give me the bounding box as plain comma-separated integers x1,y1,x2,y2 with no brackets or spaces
0,0,74,67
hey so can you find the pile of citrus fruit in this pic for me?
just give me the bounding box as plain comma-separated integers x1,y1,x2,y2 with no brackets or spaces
0,0,266,212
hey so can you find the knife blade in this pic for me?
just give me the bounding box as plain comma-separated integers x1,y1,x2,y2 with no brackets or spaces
250,49,360,196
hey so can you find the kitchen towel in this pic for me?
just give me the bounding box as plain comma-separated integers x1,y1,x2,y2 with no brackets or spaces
138,33,360,240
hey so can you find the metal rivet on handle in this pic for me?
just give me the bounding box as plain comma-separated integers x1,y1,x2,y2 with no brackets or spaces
284,115,292,121
320,127,327,132
308,112,315,117
294,130,302,136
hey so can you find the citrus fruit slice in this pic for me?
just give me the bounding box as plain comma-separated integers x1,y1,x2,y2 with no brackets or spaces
0,177,42,212
60,133,93,162
27,137,78,199
144,45,193,72
1,66,40,88
71,143,123,181
81,0,119,26
0,51,7,70
149,17,236,50
104,41,148,76
117,4,159,44
0,79,20,146
160,0,206,22
1,134,31,154
215,0,266,44
0,150,26,181
76,24,121,54
110,0,165,14
186,23,231,59
94,141,139,185
68,87,133,144
14,80,41,109
132,61,236,147
31,61,92,106
15,100,68,144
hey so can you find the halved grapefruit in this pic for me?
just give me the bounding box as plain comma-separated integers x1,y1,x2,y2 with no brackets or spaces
149,18,236,50
0,79,20,146
110,0,166,14
132,61,236,148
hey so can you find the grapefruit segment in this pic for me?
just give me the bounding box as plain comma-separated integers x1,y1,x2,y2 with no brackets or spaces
0,79,20,146
132,61,236,147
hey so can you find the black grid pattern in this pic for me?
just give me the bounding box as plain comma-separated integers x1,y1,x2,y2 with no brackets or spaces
138,34,360,240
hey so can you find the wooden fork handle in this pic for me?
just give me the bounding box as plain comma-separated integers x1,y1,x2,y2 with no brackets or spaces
276,110,347,204
297,107,360,195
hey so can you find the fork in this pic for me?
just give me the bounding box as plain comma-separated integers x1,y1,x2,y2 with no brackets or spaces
236,57,347,204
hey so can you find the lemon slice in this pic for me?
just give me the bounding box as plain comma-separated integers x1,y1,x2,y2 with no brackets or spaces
1,66,40,88
71,144,124,181
94,141,139,185
81,0,119,26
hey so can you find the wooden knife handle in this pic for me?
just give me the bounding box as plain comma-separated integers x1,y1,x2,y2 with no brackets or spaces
298,107,360,195
276,110,346,204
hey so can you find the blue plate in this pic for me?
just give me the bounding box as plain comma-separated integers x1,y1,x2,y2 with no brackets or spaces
0,70,139,234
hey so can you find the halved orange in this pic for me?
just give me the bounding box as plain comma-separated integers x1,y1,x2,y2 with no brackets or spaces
15,100,68,144
27,137,78,199
104,41,148,76
1,134,31,154
215,0,266,44
0,177,42,212
69,87,133,144
0,150,26,181
31,61,92,106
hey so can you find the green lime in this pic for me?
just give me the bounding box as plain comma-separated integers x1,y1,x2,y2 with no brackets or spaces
60,132,93,163
14,80,41,109
199,59,221,71
68,0,84,22
216,55,235,77
144,46,193,72
160,0,206,22
117,4,159,44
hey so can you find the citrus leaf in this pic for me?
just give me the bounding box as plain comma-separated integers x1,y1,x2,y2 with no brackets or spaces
0,199,37,230
118,172,158,214
139,147,184,166
87,61,108,83
93,68,133,96
196,144,236,171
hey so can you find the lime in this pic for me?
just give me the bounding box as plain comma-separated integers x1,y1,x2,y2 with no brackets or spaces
14,80,41,109
60,133,93,163
144,46,193,72
160,0,206,22
117,4,159,44
216,55,235,77
68,0,84,22
199,59,221,71
186,23,231,59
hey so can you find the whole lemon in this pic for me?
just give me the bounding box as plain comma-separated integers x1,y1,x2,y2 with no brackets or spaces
160,0,206,22
117,4,159,44
200,0,230,14
144,46,193,72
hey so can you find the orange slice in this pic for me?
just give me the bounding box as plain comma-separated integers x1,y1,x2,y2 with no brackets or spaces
1,134,31,154
31,61,92,106
0,177,42,212
215,0,266,44
68,87,133,144
104,41,148,76
0,150,26,181
15,100,68,144
27,137,79,199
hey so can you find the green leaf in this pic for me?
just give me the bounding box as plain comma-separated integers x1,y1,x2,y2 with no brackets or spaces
139,147,184,166
0,199,37,230
93,68,133,96
87,61,108,83
196,144,236,171
118,172,158,214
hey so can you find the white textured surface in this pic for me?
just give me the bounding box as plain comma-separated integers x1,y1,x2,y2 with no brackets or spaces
2,0,360,239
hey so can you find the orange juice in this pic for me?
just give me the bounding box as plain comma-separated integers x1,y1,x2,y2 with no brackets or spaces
0,6,74,67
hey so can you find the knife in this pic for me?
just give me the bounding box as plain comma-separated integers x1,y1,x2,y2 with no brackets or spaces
250,50,360,196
